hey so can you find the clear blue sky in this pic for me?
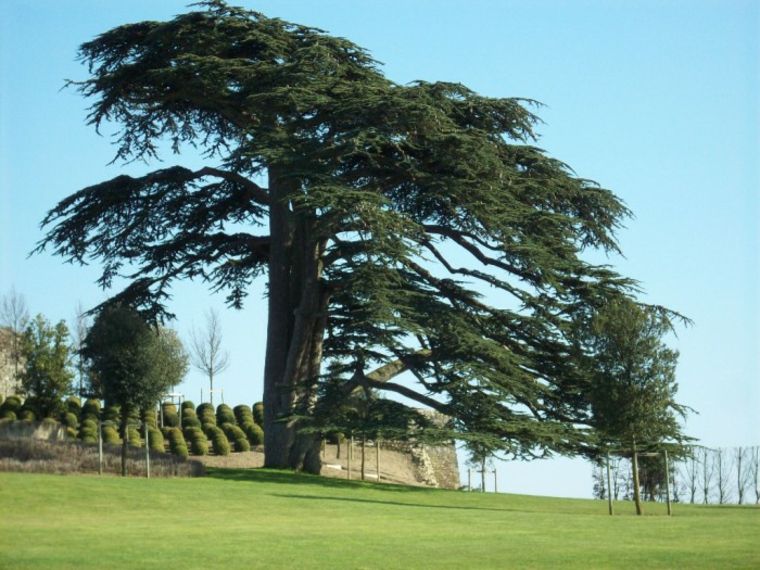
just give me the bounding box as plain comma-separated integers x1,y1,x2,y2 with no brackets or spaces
1,0,757,498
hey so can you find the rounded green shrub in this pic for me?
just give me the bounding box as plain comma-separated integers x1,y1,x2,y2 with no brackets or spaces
234,405,254,425
1,395,22,414
182,415,201,429
197,404,216,426
181,400,195,412
1,410,17,421
142,408,158,429
241,421,264,446
82,399,101,421
222,423,250,452
167,428,189,459
66,426,77,439
63,412,79,429
103,405,121,423
207,426,230,456
148,428,165,453
216,404,235,426
162,408,179,428
184,427,209,456
127,426,142,448
102,425,120,445
41,417,59,428
65,396,81,416
252,402,264,426
79,418,98,439
19,409,36,421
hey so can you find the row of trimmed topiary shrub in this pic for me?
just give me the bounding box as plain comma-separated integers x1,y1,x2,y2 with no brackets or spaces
1,394,265,458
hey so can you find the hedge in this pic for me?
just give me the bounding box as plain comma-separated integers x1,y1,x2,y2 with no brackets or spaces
62,412,79,429
65,396,81,416
103,405,121,423
127,426,142,448
0,395,22,415
181,400,195,412
19,409,36,421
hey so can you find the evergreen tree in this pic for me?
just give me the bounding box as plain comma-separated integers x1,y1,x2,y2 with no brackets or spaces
19,314,74,418
38,1,654,472
576,298,690,514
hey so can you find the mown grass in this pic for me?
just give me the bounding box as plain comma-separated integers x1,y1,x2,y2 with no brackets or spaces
1,468,758,569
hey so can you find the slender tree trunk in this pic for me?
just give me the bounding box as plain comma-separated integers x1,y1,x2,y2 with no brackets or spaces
120,412,129,477
361,434,366,481
632,439,642,515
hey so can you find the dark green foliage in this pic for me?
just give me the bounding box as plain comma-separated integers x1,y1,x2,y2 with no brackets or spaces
233,404,253,425
65,426,77,439
167,428,189,459
1,410,17,421
181,401,195,412
221,423,250,452
19,315,73,418
102,425,120,445
19,397,40,420
206,426,230,456
326,432,345,445
252,403,264,427
82,398,101,421
216,404,235,426
184,427,209,456
148,427,165,453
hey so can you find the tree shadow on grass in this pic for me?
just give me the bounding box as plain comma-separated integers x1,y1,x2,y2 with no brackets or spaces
205,467,436,493
270,492,525,513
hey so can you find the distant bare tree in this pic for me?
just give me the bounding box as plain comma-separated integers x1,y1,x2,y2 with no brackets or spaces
1,286,30,389
734,447,752,505
189,308,230,408
680,447,700,504
750,446,760,504
700,447,715,504
714,448,733,505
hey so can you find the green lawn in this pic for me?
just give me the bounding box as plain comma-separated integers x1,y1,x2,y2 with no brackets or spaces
1,469,758,569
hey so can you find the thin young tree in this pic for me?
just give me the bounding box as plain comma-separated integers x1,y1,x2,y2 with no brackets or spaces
750,446,760,504
189,308,229,408
82,306,186,475
1,286,30,392
701,447,715,504
714,447,733,505
36,1,684,472
680,447,700,504
734,447,752,505
576,298,690,515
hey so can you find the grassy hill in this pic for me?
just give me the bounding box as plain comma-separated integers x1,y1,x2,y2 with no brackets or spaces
1,469,758,569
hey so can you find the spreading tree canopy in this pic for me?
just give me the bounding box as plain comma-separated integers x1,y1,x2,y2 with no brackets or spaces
38,1,654,472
